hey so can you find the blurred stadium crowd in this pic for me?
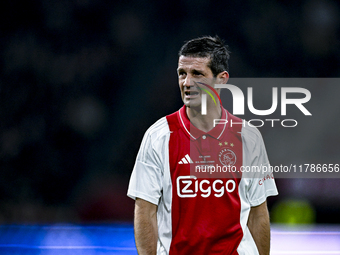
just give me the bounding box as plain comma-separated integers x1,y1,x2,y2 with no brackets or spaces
0,0,340,223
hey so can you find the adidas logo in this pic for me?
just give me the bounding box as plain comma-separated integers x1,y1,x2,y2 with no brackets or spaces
178,154,194,164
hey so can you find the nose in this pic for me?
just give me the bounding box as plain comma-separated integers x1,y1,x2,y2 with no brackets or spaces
183,75,192,87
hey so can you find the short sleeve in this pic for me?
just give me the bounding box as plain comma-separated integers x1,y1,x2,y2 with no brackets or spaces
127,118,169,205
242,126,278,207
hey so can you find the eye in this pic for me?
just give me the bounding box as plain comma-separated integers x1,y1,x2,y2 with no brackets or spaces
193,70,203,76
178,71,186,77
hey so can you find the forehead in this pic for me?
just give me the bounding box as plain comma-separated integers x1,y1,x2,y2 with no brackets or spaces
177,56,211,71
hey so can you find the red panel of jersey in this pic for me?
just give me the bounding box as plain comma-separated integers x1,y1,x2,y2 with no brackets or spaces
167,106,243,255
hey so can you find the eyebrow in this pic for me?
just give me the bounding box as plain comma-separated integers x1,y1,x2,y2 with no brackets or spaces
177,67,205,74
177,68,184,73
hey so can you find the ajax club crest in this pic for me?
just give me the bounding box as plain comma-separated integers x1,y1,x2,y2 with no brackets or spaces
219,148,237,166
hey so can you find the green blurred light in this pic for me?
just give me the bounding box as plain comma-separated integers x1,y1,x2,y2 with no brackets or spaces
272,199,316,225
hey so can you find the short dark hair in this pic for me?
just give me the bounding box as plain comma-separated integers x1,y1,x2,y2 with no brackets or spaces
178,35,230,76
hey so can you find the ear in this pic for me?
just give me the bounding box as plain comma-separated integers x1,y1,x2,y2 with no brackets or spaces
214,71,229,95
217,71,229,84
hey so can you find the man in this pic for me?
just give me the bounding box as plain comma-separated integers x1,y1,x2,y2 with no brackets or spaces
127,36,278,255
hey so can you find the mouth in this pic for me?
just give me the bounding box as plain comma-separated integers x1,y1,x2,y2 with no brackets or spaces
184,91,200,97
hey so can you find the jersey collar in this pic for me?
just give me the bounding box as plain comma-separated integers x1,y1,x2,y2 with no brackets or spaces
178,105,228,140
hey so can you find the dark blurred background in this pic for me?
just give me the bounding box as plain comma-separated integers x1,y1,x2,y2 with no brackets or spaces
0,0,339,224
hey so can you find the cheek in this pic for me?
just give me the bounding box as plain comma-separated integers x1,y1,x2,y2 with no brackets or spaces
178,83,183,94
178,80,184,89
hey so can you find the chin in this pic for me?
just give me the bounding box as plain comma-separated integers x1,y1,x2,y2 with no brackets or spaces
183,98,201,109
185,102,201,110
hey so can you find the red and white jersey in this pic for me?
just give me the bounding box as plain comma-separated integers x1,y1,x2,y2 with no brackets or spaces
128,106,278,255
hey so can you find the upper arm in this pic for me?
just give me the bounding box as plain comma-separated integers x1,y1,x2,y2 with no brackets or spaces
135,198,158,218
248,201,270,255
134,199,158,255
248,201,269,224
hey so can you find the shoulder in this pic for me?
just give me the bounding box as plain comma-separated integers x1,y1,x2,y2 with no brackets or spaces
137,116,171,161
241,124,263,143
142,117,171,148
239,122,267,156
140,107,181,147
145,106,183,136
226,109,264,145
146,117,170,137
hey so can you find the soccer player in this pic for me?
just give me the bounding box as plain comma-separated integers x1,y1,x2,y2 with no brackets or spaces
127,36,278,255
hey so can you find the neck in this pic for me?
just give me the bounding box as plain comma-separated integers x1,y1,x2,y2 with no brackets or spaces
186,104,222,132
